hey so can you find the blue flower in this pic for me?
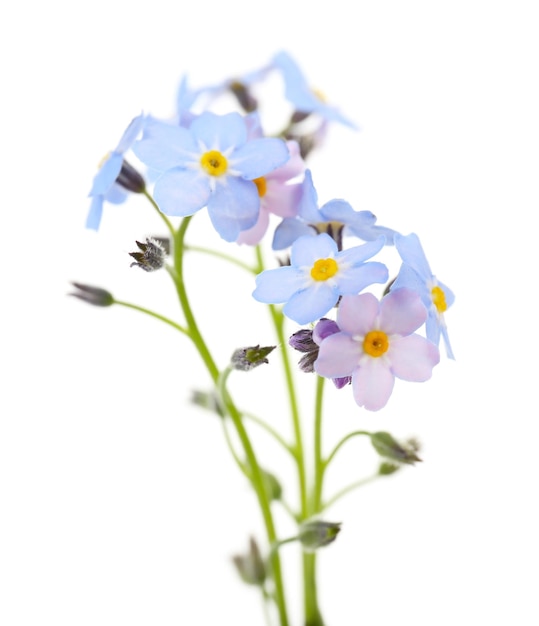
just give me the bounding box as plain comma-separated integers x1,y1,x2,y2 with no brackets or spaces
253,233,388,325
272,51,357,129
391,233,455,359
133,111,290,242
273,170,397,250
86,114,145,231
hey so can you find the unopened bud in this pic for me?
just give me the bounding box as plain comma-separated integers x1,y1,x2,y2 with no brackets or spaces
69,282,113,307
370,432,422,465
378,462,401,476
232,537,266,586
116,159,146,193
190,389,225,418
298,520,341,552
129,238,166,272
231,345,276,371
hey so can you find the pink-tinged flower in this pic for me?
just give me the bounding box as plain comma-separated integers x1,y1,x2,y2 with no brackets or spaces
314,289,440,411
236,140,304,245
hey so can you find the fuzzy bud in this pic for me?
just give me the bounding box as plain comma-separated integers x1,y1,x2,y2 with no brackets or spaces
232,537,266,586
370,432,422,465
129,238,167,272
231,345,276,371
69,282,113,307
298,520,342,552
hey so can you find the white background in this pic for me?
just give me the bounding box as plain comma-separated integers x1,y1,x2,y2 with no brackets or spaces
1,1,538,625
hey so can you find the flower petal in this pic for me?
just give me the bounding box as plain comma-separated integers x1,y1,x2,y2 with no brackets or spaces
395,233,431,278
379,288,427,336
389,335,440,381
291,233,337,267
272,218,313,250
86,195,104,231
191,111,246,152
337,261,389,295
232,138,290,179
337,293,379,335
89,153,123,196
236,207,270,245
314,333,360,377
283,283,338,324
133,117,198,171
253,266,306,303
207,177,260,241
153,168,211,216
352,359,395,411
115,114,145,154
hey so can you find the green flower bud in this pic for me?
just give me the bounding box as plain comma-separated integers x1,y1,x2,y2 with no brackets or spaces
69,282,113,307
370,432,422,465
298,520,341,552
231,345,276,371
232,537,266,586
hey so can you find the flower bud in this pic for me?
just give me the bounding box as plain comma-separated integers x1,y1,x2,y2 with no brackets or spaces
298,520,341,552
232,537,266,586
231,345,276,371
69,282,113,307
190,389,225,418
370,432,422,465
115,159,146,193
129,238,166,272
378,462,401,476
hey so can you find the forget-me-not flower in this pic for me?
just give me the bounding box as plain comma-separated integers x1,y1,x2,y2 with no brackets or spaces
253,233,388,325
273,170,397,250
272,51,357,129
133,111,290,242
86,114,145,231
391,233,455,359
314,289,440,411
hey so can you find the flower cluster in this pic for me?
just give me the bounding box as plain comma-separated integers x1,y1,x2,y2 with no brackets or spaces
78,51,456,625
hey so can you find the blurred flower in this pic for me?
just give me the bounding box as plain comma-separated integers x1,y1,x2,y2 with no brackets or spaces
253,233,388,325
392,233,455,358
69,282,113,307
86,114,145,231
232,537,266,586
133,111,290,242
314,289,440,411
273,51,356,128
273,170,397,250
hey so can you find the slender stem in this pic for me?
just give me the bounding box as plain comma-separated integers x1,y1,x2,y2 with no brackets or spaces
142,188,175,236
323,474,379,511
186,244,257,274
113,299,189,336
324,430,372,472
171,220,289,626
242,412,295,458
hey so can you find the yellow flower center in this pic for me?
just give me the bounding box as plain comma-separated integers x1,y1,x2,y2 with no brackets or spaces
363,331,389,358
431,286,447,313
253,176,267,197
310,258,338,281
200,150,228,176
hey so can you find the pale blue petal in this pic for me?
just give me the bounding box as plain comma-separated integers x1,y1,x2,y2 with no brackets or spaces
319,199,365,223
426,313,442,346
440,325,455,360
348,223,398,245
253,266,306,303
191,111,246,152
272,218,314,250
394,233,431,278
291,233,337,267
86,195,104,230
89,153,123,196
337,262,389,295
232,138,289,179
115,114,145,153
105,184,128,205
297,170,320,222
133,117,197,171
436,279,455,308
337,236,385,265
153,168,211,216
391,264,428,302
284,283,339,325
207,177,259,241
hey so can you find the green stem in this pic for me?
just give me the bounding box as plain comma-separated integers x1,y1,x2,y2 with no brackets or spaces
324,430,372,472
142,188,175,237
185,244,257,273
113,299,189,336
323,474,379,511
171,219,289,626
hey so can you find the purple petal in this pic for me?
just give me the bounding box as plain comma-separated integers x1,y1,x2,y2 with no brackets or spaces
314,333,360,377
379,288,427,336
236,208,270,245
336,293,379,335
389,335,440,381
352,359,395,411
153,168,211,216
